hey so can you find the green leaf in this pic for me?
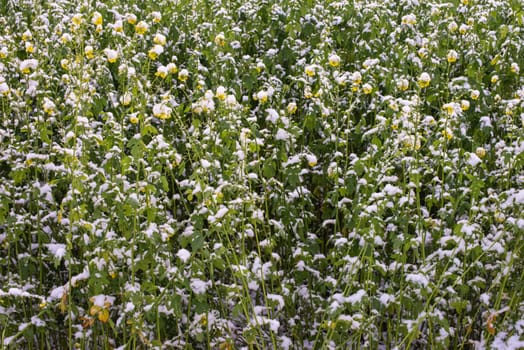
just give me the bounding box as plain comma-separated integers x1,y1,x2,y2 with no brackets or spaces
262,159,276,178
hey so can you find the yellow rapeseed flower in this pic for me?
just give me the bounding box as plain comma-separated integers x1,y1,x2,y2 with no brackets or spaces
92,12,103,26
135,21,149,35
417,72,431,88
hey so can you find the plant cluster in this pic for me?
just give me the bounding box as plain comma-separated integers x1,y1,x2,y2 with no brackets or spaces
0,0,523,349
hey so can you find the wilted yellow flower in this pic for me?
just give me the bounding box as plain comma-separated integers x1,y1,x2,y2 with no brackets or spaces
417,72,431,88
135,21,148,35
92,12,103,26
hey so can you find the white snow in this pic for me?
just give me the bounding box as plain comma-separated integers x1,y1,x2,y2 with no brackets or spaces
406,273,429,287
467,152,481,166
46,243,66,260
176,248,191,263
190,278,208,294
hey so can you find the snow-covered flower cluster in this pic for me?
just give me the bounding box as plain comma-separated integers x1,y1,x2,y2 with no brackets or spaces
0,0,523,349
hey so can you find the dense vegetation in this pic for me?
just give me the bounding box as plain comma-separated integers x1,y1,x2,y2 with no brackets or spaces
0,0,523,349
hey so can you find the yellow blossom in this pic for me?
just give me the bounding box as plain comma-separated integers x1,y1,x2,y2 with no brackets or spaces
92,12,103,26
417,72,431,88
214,33,225,46
154,33,167,46
167,63,178,74
71,14,83,26
25,42,35,53
152,11,161,23
148,44,164,60
447,50,458,63
287,102,297,114
22,30,32,42
305,65,315,77
126,13,137,25
470,90,480,100
85,45,94,59
257,90,268,103
60,59,69,70
305,65,316,77
328,54,340,67
362,83,373,94
442,128,453,140
178,69,189,82
397,78,409,91
155,66,168,79
475,147,486,158
104,49,118,63
135,21,149,35
113,20,123,33
215,86,226,100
